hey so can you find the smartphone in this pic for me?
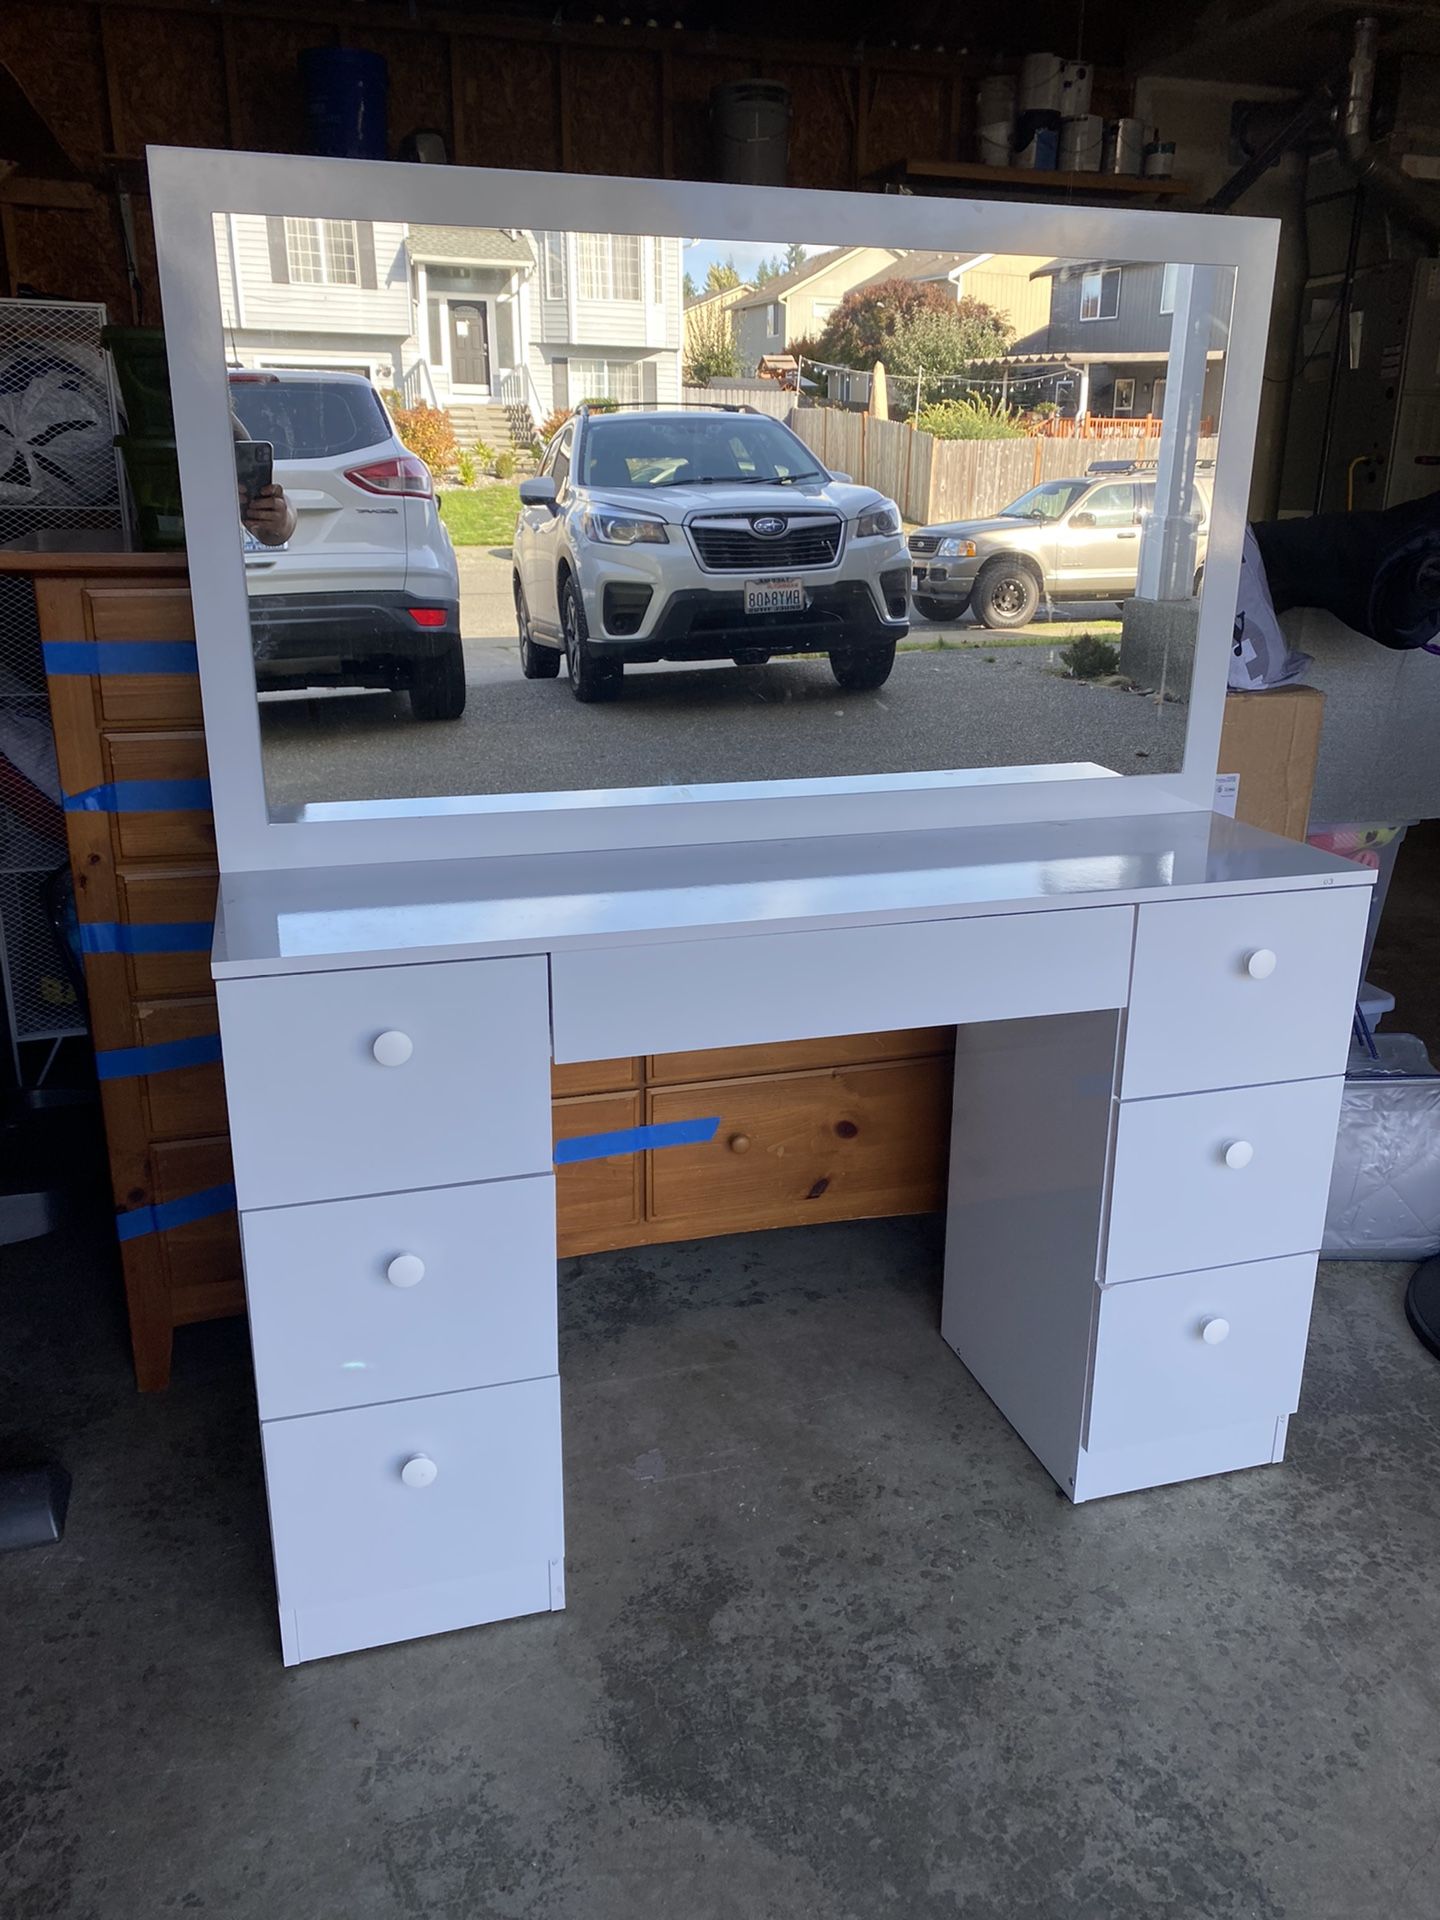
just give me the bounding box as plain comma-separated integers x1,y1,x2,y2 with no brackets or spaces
234,439,274,508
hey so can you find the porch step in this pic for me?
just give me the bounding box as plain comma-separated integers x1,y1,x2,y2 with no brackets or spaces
446,401,539,472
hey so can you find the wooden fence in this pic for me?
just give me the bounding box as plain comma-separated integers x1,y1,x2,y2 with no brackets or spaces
787,408,1218,527
682,383,793,419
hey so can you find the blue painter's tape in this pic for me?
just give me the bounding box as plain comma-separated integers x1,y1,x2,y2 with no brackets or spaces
554,1115,720,1166
95,1032,222,1081
115,1182,236,1243
44,641,199,675
64,779,212,813
79,921,213,956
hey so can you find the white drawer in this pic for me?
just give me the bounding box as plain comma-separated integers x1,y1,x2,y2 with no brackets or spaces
1122,885,1370,1098
217,956,552,1209
551,906,1134,1063
262,1377,563,1665
1106,1076,1344,1283
243,1177,557,1421
1086,1254,1317,1454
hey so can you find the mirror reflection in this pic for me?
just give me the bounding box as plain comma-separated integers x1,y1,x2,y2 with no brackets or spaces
210,215,1231,813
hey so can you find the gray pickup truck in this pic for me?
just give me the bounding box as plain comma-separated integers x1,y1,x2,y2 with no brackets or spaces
908,460,1211,630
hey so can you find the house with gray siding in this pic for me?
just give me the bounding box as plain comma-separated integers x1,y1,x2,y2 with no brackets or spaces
1015,259,1228,422
213,216,684,440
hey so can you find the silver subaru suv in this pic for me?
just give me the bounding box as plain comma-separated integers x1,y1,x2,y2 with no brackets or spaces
908,461,1212,630
512,404,910,701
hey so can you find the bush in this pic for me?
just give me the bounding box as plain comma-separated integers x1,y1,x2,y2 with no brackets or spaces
1059,633,1121,679
538,406,573,444
455,449,478,488
493,449,518,479
391,402,456,475
472,439,495,468
912,396,1025,441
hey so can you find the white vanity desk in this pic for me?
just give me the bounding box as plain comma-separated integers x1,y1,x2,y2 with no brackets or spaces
210,811,1372,1665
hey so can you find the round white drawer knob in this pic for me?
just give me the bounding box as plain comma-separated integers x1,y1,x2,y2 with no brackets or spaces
372,1030,413,1068
386,1253,425,1289
1201,1316,1231,1346
1244,948,1277,980
1223,1139,1254,1170
400,1454,438,1489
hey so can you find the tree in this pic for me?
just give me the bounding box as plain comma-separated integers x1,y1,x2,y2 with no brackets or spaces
684,270,699,300
783,242,807,272
753,254,784,286
813,278,1014,379
704,258,742,293
684,300,742,386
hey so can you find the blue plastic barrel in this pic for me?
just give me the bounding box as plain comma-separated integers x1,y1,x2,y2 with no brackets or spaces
300,47,389,160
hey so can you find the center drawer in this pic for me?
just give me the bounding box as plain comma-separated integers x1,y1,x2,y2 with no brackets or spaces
1105,1076,1345,1284
217,955,552,1209
242,1176,557,1420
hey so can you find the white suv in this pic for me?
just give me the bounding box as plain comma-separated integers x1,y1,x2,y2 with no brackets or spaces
228,370,464,721
512,404,909,701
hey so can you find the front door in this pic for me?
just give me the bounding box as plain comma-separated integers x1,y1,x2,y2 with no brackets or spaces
1054,481,1142,596
448,301,491,390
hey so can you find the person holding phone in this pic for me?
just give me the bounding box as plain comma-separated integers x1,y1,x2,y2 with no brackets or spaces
231,414,296,547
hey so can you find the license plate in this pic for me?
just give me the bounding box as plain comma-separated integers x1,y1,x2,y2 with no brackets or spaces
744,577,805,615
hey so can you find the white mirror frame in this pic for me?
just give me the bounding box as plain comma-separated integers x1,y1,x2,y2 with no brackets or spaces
148,146,1278,875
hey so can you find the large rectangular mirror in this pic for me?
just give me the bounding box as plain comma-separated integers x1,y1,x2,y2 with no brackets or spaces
208,212,1231,815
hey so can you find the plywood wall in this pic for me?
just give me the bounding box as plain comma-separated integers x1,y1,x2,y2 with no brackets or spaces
0,0,1119,320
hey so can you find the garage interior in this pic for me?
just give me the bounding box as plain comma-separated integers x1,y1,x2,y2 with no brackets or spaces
6,4,1440,1916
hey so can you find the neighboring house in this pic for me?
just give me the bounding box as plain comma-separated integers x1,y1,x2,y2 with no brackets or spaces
683,280,754,365
730,246,904,375
213,215,685,441
1014,258,1228,421
850,251,1056,343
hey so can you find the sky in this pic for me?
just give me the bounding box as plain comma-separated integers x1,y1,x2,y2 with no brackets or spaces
683,237,837,289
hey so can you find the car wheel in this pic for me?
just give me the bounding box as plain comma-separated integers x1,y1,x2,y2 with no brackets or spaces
973,559,1041,630
562,578,622,703
828,640,896,691
408,640,467,721
912,594,970,622
515,576,561,679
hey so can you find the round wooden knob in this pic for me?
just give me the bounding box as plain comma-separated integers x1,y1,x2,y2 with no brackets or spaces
728,1133,751,1154
400,1454,437,1488
386,1254,425,1289
1223,1139,1254,1170
1201,1316,1231,1346
372,1030,413,1067
1244,948,1277,980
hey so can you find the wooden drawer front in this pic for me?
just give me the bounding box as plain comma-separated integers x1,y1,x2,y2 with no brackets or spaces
1123,886,1370,1099
1086,1255,1317,1453
115,867,217,998
262,1378,563,1664
132,997,227,1137
243,1177,556,1420
649,1027,954,1086
218,956,552,1210
104,732,214,860
1106,1078,1345,1285
648,1059,952,1236
86,588,202,724
147,1135,242,1324
551,1056,639,1098
555,1092,644,1256
552,907,1133,1063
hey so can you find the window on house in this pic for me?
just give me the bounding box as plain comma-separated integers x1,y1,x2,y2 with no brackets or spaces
1159,262,1180,315
1079,268,1120,322
569,358,642,403
767,302,781,336
542,233,567,301
812,299,839,324
576,233,642,302
1112,377,1136,414
650,239,665,306
284,217,359,286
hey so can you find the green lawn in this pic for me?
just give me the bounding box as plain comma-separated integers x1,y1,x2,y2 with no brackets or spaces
439,485,522,547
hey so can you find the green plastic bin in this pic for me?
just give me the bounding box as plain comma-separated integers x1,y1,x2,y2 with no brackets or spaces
101,326,174,438
114,435,184,550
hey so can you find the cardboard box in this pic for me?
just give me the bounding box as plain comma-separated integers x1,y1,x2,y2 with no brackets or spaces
1218,685,1326,842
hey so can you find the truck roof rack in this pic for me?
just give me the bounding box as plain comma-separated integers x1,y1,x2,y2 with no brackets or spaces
574,400,760,416
1084,456,1216,477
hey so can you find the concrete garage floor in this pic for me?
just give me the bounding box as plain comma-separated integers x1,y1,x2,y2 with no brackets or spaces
5,1209,1440,1916
4,823,1440,1918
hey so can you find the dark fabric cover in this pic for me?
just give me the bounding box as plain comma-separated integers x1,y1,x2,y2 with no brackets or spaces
1253,491,1440,652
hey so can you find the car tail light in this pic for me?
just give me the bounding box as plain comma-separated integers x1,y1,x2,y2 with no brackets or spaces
407,607,447,628
344,455,434,498
227,370,279,383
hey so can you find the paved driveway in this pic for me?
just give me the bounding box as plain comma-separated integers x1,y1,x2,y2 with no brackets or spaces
257,542,1181,808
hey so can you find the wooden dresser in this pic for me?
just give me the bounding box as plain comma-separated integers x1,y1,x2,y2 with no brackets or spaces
15,557,1321,1392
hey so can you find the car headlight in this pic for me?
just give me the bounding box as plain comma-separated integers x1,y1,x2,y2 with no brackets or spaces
856,501,902,538
580,510,669,546
937,537,978,559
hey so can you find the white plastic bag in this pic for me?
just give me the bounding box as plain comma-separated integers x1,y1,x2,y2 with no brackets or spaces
1230,525,1311,690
